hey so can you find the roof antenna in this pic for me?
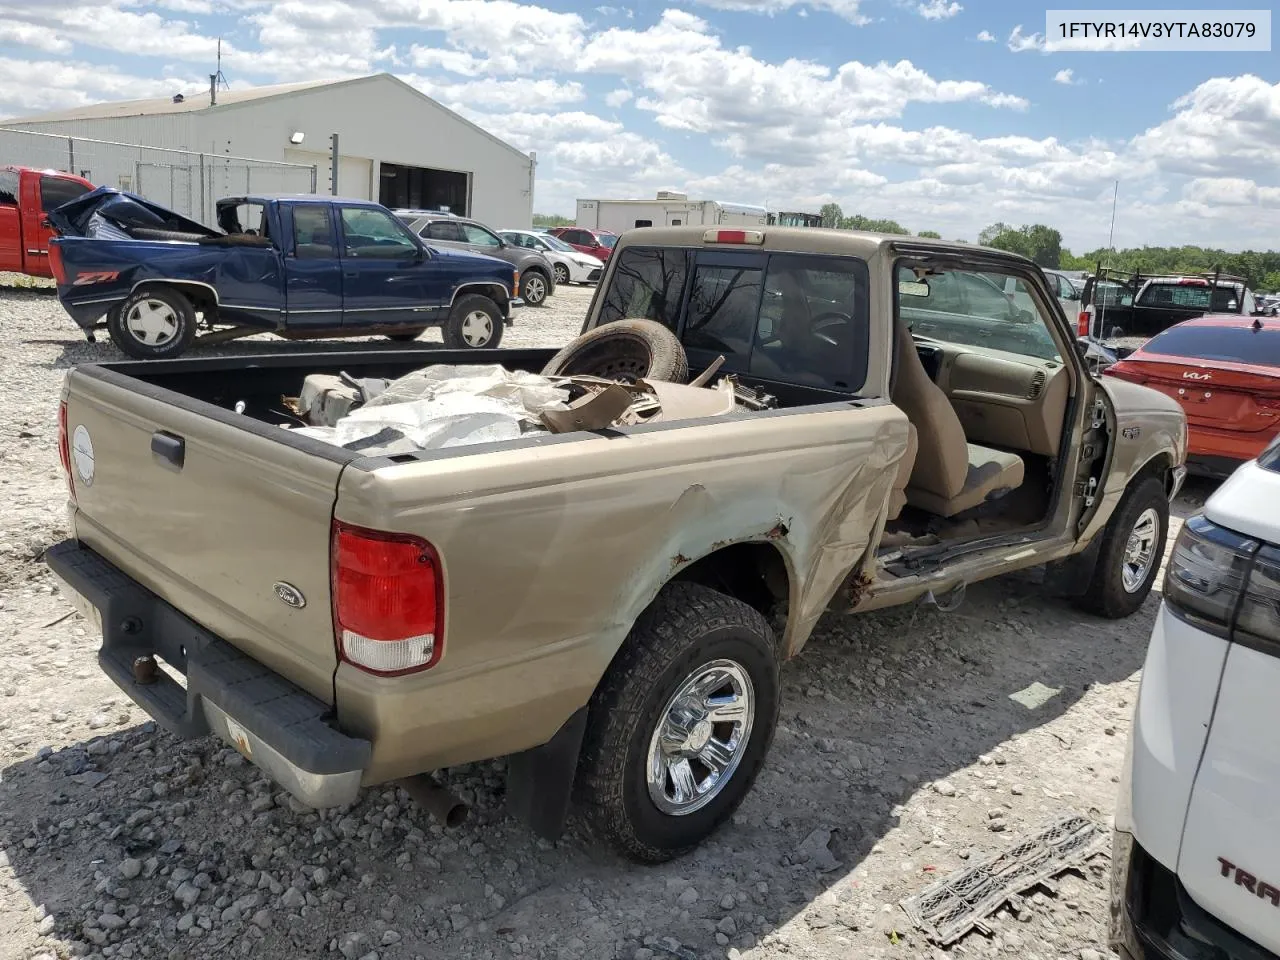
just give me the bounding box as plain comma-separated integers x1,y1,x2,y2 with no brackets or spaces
210,38,229,105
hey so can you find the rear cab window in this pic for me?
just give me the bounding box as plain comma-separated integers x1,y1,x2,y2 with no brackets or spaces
39,175,90,212
597,245,870,393
1143,324,1280,366
1138,281,1240,312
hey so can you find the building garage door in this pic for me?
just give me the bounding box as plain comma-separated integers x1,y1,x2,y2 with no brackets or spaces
284,149,373,200
378,162,470,216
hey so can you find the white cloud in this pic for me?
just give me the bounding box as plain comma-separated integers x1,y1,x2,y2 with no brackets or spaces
689,0,869,24
0,22,73,53
1053,68,1082,86
0,56,205,117
409,75,586,111
603,88,633,108
915,0,961,21
975,29,995,42
1007,24,1044,52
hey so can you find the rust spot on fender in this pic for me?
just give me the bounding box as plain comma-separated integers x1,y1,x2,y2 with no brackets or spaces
766,518,791,540
670,553,691,570
845,572,874,608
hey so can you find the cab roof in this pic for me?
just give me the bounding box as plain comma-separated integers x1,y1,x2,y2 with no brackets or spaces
613,224,1035,265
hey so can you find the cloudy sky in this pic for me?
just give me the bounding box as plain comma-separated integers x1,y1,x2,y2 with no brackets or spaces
1,0,1277,251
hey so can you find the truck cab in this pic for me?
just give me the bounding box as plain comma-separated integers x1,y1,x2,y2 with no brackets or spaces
0,166,94,278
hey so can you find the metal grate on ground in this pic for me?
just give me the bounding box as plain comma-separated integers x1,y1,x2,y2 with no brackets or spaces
900,813,1109,945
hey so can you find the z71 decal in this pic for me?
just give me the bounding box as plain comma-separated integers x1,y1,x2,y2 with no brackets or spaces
71,270,121,286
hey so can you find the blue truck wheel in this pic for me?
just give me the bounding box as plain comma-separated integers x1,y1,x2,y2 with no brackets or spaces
108,286,198,360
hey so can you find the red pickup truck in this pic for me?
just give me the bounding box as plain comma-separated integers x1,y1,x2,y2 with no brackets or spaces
0,166,95,278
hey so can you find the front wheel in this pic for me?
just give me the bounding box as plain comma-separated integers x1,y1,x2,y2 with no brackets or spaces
108,286,197,359
1072,475,1169,619
576,582,780,862
553,263,571,286
443,295,504,349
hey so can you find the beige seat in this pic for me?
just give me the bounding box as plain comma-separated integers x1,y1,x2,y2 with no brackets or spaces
887,422,918,521
890,323,1024,517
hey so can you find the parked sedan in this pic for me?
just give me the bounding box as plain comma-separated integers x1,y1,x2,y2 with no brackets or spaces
499,229,603,286
1104,314,1280,477
396,210,556,307
546,226,617,262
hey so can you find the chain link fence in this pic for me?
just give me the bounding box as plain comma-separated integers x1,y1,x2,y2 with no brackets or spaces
0,128,318,225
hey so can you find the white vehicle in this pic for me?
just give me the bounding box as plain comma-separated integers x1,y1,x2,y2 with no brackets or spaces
498,229,604,286
1113,435,1280,959
576,192,767,235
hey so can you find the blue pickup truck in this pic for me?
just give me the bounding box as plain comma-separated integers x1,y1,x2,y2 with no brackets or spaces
48,188,522,359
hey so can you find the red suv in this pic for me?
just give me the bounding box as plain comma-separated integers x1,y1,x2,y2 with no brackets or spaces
546,227,617,261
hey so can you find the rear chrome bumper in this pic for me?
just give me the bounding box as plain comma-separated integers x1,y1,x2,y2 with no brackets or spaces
45,539,370,809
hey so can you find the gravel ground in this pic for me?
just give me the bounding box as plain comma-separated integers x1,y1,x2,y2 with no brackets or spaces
0,276,1215,960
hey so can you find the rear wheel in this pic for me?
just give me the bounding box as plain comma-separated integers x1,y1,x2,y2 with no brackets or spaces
576,582,780,862
443,295,504,349
522,270,549,307
1073,475,1169,619
109,286,197,360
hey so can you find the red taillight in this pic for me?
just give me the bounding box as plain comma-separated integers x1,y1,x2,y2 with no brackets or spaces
58,400,74,498
703,228,764,245
48,242,67,285
332,521,443,677
1077,310,1091,337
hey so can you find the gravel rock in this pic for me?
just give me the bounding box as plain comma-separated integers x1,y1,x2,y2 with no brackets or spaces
118,858,142,880
932,780,957,797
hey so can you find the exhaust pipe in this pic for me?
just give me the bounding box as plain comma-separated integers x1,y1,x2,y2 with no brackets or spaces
400,775,469,828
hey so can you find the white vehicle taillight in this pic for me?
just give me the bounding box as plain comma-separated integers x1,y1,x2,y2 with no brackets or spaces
332,522,444,676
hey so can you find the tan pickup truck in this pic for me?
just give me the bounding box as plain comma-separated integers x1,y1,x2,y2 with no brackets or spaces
46,226,1187,863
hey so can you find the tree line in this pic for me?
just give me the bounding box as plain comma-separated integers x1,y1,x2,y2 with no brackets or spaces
537,203,1280,291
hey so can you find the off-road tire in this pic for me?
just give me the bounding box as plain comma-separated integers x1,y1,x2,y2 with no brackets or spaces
576,582,780,863
554,263,571,286
443,295,504,349
108,286,198,360
541,319,689,383
522,269,550,307
1073,475,1169,619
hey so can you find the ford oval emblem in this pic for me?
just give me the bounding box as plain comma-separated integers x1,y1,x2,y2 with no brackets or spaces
273,582,306,609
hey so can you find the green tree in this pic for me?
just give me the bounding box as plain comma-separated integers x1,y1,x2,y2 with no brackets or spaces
916,229,942,239
531,213,573,227
976,222,1063,267
1261,271,1280,293
819,203,844,229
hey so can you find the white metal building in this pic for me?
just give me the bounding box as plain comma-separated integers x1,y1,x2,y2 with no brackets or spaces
577,192,768,234
0,74,535,228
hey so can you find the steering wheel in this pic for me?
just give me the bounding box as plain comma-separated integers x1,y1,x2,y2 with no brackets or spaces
810,311,852,348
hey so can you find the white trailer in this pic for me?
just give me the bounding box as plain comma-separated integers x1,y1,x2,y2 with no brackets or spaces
576,192,767,234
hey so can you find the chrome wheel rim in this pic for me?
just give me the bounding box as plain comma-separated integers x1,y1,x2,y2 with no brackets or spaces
461,310,493,346
1122,507,1160,593
126,299,179,346
646,659,754,816
524,275,546,303
554,264,570,285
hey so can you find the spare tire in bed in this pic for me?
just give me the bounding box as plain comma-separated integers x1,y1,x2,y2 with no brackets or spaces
541,319,689,383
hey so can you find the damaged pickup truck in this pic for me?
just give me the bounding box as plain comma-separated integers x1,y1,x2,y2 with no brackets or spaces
46,225,1187,862
47,188,520,359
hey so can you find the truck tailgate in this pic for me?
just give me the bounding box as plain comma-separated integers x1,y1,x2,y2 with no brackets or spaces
62,368,347,704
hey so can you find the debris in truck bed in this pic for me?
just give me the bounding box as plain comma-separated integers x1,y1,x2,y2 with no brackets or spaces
281,362,746,455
